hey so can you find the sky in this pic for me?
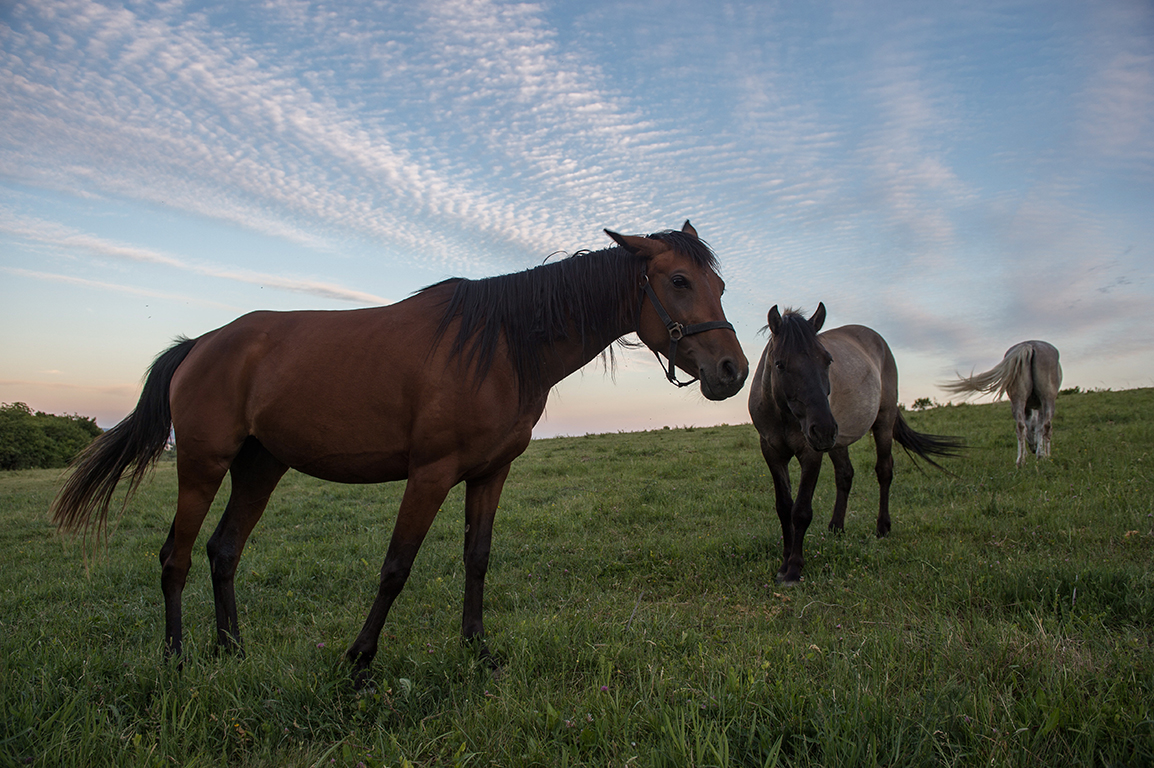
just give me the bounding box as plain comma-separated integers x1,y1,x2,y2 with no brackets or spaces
2,0,1152,439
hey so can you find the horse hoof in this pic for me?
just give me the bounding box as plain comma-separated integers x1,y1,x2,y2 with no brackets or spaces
346,651,375,690
350,667,374,691
479,650,502,674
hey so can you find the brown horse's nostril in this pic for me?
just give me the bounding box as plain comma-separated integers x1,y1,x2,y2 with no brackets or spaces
719,357,739,384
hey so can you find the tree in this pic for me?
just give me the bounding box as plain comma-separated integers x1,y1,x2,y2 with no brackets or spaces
0,402,103,470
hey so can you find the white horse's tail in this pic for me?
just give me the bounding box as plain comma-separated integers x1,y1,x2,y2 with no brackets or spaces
941,345,1033,400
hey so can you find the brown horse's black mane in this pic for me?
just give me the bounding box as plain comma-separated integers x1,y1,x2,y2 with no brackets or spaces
425,230,719,401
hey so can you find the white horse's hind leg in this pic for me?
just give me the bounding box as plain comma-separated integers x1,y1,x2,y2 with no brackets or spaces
1012,401,1029,467
1039,400,1056,459
1026,411,1041,455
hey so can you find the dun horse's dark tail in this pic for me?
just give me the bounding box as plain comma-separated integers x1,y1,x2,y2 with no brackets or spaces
50,337,197,542
893,411,963,472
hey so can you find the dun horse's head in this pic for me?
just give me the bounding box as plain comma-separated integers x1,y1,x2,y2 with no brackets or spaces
766,303,839,451
606,221,748,401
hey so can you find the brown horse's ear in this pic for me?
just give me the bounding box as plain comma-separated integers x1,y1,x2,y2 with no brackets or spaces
767,305,783,334
810,302,826,333
681,220,698,239
605,229,663,259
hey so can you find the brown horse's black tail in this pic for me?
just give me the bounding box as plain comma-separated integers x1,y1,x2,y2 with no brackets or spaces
893,411,963,472
50,337,197,542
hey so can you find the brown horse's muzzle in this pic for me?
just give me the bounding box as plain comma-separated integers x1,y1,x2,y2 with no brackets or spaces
699,353,748,401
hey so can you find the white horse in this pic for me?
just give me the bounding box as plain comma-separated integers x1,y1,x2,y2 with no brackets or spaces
942,341,1062,467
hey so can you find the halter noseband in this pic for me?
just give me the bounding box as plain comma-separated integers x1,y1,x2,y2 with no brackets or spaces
641,276,735,388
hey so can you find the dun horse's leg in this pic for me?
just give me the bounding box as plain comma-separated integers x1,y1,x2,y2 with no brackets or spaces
760,440,795,582
160,458,229,660
828,446,853,532
872,426,895,538
461,464,512,663
346,468,453,687
781,451,822,584
206,438,288,654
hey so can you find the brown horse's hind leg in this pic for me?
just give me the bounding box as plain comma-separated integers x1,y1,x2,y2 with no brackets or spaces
346,467,454,687
206,438,288,655
461,464,512,665
828,446,854,532
872,424,895,538
160,455,230,660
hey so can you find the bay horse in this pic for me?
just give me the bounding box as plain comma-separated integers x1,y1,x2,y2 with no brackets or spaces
51,221,748,684
748,304,961,584
941,340,1061,467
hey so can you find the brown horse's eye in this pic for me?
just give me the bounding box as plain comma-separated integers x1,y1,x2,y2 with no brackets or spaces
775,361,786,371
671,275,690,289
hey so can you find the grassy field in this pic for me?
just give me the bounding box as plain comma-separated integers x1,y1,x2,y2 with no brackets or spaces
1,388,1152,767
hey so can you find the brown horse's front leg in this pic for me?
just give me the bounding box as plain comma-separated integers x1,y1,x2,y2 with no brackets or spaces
461,464,511,668
346,470,452,688
780,451,823,584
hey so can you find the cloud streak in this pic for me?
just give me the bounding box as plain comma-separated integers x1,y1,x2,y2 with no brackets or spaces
0,212,388,304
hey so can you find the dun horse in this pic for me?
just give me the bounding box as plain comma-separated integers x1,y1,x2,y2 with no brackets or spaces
748,304,960,584
942,340,1061,467
51,222,748,684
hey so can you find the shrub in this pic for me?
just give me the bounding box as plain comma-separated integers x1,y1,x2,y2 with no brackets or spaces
0,402,102,470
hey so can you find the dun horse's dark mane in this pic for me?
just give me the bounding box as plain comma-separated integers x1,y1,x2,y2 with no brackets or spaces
425,230,718,401
770,308,820,358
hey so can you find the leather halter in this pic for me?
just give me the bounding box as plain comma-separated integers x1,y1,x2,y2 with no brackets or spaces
641,276,735,388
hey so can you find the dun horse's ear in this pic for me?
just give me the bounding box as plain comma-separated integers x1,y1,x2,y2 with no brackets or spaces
767,306,783,334
605,229,662,259
681,220,698,239
810,302,827,333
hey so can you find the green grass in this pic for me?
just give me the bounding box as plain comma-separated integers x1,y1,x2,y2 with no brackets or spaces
2,388,1152,767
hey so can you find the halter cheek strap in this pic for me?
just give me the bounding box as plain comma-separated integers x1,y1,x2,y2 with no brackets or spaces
641,278,736,388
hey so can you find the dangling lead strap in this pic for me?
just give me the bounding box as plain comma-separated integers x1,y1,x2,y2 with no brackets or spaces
642,280,735,388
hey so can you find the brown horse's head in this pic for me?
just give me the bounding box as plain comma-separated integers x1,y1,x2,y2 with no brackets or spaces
766,303,838,451
606,221,748,401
